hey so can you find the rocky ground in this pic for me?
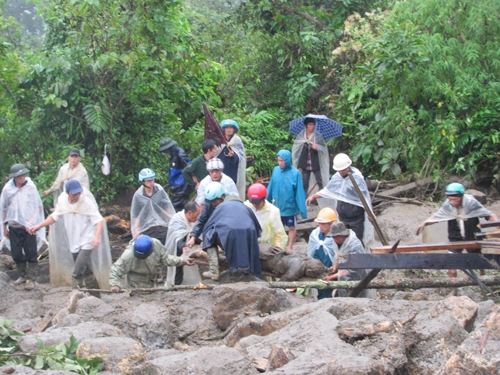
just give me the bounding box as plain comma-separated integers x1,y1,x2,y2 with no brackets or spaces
0,191,499,374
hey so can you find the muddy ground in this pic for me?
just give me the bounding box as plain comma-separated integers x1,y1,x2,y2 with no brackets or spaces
0,188,499,374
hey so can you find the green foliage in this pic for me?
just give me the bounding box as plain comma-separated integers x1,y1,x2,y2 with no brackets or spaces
0,319,103,375
333,0,500,182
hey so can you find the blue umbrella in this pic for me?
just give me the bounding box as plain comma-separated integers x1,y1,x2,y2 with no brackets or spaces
289,114,343,141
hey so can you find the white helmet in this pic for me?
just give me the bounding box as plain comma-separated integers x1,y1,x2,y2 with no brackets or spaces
206,158,224,171
333,153,352,171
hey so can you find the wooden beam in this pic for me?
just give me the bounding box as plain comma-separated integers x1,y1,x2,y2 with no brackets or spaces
371,242,482,254
339,253,500,270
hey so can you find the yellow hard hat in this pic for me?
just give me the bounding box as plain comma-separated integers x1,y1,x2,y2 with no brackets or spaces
314,207,338,223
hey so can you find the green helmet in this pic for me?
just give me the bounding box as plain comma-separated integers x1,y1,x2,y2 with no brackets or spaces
446,182,465,196
9,164,29,178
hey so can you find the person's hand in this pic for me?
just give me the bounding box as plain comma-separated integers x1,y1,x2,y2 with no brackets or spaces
416,223,425,235
195,183,200,190
182,247,189,253
186,236,195,248
110,286,120,293
327,264,338,274
43,190,49,197
4,225,9,239
323,275,336,281
306,196,314,206
92,236,101,248
312,143,318,150
298,168,302,173
185,258,194,266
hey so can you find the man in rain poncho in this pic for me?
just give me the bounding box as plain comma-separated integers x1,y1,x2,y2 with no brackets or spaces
164,202,201,286
308,208,338,299
307,153,374,246
43,148,90,203
323,221,368,297
201,182,262,280
110,235,194,291
131,168,175,244
416,182,498,278
158,137,193,212
29,180,111,296
195,158,238,208
217,119,246,200
292,117,330,195
267,150,307,251
244,183,287,249
1,164,45,290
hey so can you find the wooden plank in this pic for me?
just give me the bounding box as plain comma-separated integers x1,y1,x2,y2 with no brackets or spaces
376,177,432,198
478,220,500,229
371,242,482,254
34,309,58,333
338,253,500,270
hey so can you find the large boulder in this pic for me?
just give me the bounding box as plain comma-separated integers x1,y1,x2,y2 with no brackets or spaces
77,336,146,374
131,346,258,375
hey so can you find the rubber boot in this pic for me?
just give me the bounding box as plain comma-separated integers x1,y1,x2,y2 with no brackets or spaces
13,263,27,285
84,274,101,299
202,247,220,280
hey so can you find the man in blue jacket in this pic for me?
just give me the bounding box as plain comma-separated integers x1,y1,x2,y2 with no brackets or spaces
267,150,307,251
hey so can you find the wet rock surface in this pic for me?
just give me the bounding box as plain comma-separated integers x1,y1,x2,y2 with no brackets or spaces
1,200,500,374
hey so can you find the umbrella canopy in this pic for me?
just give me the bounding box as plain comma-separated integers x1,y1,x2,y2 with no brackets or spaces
289,114,343,141
203,103,226,146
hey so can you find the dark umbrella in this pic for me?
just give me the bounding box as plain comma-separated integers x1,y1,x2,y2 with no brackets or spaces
289,114,343,141
203,103,226,146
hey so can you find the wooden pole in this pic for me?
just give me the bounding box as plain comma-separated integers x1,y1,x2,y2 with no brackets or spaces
70,276,500,293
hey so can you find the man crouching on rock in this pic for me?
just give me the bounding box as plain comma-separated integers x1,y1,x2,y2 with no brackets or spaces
109,235,194,291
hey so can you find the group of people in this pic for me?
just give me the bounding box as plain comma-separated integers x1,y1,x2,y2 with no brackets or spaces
2,115,497,299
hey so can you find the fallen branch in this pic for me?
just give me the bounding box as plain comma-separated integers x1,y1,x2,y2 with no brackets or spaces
69,276,500,293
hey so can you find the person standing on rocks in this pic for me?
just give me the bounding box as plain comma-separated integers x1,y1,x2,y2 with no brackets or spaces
244,183,288,249
308,208,338,299
194,158,239,209
43,148,90,202
217,119,246,200
416,182,498,278
164,202,201,286
182,139,218,191
110,234,194,291
1,164,45,290
158,137,193,212
306,153,374,246
29,180,111,296
131,168,175,244
292,117,329,195
267,150,307,251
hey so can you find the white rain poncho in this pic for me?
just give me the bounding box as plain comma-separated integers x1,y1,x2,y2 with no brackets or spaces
308,227,335,263
292,130,330,192
46,163,90,204
48,188,111,288
195,174,239,205
0,177,46,250
316,167,375,247
130,184,174,238
424,194,492,238
164,210,194,287
216,134,246,200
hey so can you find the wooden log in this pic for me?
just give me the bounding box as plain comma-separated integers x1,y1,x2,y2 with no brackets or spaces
73,276,500,292
338,253,500,270
371,242,482,254
376,177,432,198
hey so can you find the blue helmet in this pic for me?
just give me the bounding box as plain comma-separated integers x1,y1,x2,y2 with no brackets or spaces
220,119,239,133
133,235,153,259
138,168,156,182
446,182,465,196
205,181,225,202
